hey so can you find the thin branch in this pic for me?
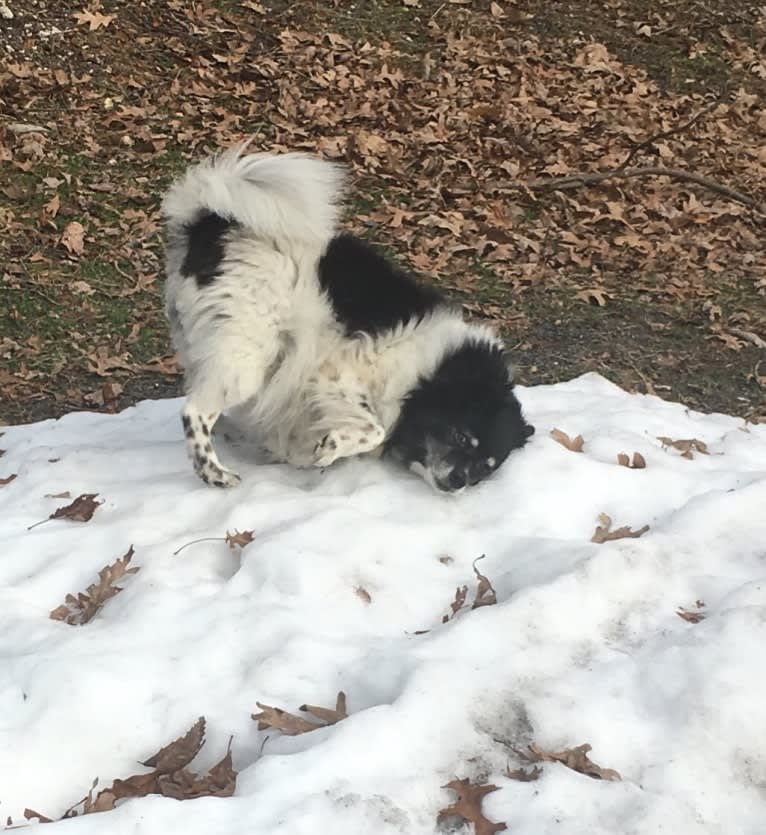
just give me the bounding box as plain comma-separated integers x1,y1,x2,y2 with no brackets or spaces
518,166,764,216
618,99,720,170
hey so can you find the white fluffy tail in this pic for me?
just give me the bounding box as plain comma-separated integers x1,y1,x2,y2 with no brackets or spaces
162,144,345,245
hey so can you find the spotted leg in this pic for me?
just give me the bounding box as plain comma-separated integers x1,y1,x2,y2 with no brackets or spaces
181,403,241,488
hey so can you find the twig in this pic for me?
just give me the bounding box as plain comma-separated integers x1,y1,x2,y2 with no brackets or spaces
518,166,764,215
618,99,720,170
173,537,225,556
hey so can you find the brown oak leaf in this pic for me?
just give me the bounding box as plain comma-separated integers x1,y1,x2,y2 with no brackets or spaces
252,692,347,735
657,436,709,459
507,765,542,782
224,529,255,550
438,778,507,835
550,428,584,452
50,545,139,625
617,452,646,468
61,221,85,255
471,555,498,609
523,742,621,781
141,716,206,772
0,474,17,486
591,513,649,544
29,492,101,529
443,585,468,623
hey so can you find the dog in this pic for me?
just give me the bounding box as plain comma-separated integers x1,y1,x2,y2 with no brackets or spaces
162,146,534,491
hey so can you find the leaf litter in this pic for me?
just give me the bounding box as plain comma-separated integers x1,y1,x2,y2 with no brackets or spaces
50,545,139,625
17,716,236,824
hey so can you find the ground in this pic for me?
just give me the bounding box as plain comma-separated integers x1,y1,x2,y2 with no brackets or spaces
1,0,764,426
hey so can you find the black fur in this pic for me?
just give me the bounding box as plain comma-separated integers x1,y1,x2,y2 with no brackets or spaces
386,341,535,491
319,234,444,336
180,211,234,288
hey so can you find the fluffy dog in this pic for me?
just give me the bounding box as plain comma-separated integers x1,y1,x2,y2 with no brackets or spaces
162,146,534,491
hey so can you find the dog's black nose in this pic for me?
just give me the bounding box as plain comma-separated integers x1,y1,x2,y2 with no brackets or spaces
447,469,467,490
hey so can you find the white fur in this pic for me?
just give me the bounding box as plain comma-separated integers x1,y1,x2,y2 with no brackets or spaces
163,146,502,485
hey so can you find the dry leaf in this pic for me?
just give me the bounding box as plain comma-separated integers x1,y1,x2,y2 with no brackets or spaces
29,492,101,529
224,529,255,550
471,555,497,609
72,10,115,30
141,717,206,772
44,490,71,499
252,692,347,735
38,717,238,820
591,513,649,544
507,765,542,782
550,428,584,452
442,585,468,623
50,545,139,625
355,585,372,604
61,221,85,255
438,778,507,835
523,742,621,780
677,604,706,623
617,452,647,468
575,288,613,306
0,474,17,486
657,436,709,458
490,1,505,17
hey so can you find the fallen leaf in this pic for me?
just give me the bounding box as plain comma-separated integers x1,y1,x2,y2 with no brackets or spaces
72,9,115,30
29,492,102,529
49,545,139,625
224,529,255,550
591,512,649,543
507,765,542,782
438,778,507,835
490,1,505,17
657,436,709,458
471,555,498,609
355,585,372,603
33,717,238,820
523,742,621,780
141,717,206,772
677,605,706,623
61,221,85,256
550,428,585,452
575,288,613,306
53,492,101,521
617,452,647,468
252,692,347,735
0,473,17,486
44,491,71,498
442,585,468,622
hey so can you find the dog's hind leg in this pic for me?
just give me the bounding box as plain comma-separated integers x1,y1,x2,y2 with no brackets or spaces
181,401,242,488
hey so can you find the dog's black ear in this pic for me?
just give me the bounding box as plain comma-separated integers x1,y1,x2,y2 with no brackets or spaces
524,423,536,438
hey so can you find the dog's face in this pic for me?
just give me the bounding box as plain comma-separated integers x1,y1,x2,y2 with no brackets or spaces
385,343,535,492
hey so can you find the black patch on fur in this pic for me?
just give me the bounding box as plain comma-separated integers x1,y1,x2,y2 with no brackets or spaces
385,341,535,490
318,234,444,336
180,211,234,288
182,415,191,431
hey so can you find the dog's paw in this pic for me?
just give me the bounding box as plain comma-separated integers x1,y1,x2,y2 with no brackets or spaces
313,423,385,468
195,459,241,488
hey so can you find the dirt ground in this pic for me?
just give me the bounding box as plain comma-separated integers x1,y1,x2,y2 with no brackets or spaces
1,0,764,426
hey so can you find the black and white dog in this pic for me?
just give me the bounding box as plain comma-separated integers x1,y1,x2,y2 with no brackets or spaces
162,146,534,491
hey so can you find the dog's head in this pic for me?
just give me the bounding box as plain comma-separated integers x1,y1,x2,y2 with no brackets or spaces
385,341,534,492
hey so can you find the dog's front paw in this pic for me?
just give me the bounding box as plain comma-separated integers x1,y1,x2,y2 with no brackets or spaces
313,423,386,469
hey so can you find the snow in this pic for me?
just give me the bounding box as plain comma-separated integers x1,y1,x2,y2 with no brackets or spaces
1,372,765,834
